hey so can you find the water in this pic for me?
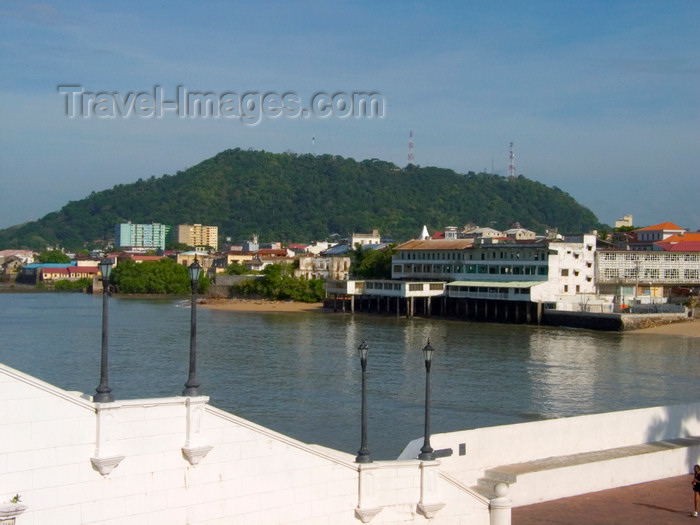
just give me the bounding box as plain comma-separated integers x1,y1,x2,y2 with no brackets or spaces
1,293,699,460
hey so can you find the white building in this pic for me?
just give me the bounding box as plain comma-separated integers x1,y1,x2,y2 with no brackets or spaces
391,234,597,307
296,256,351,280
351,229,381,247
596,250,700,300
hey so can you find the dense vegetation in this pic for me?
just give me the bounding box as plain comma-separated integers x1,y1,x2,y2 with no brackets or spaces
0,149,603,251
351,245,396,279
42,278,92,291
111,258,211,295
232,264,324,303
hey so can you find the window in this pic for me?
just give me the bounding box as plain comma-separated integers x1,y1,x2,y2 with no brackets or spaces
564,285,569,292
576,285,580,292
409,283,423,291
561,269,569,277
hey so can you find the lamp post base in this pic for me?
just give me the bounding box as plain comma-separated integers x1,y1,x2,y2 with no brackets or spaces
182,386,202,397
94,391,114,403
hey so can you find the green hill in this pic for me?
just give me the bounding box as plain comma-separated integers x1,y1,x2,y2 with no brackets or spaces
0,148,602,251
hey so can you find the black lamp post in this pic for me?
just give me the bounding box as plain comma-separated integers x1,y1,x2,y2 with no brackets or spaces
418,339,435,461
94,257,114,403
183,259,202,396
356,341,372,463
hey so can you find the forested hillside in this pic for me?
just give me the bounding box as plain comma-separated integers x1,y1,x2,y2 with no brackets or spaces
0,148,602,250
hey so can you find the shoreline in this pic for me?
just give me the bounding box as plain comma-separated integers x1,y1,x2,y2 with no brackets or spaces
627,318,700,338
200,297,700,336
200,297,325,313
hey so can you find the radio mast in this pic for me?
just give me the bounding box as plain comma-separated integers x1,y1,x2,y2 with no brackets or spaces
408,131,415,165
509,141,515,180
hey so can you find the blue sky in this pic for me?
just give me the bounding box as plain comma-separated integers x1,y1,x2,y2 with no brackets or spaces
1,1,698,232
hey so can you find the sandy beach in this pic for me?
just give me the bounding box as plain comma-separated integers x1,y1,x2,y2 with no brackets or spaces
200,297,325,313
630,318,700,338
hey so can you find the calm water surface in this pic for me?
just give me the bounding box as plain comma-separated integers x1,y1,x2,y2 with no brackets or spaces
1,293,698,459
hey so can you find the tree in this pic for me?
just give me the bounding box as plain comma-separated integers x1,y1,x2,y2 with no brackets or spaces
232,263,324,302
37,250,70,263
352,245,396,279
111,258,210,294
225,261,249,275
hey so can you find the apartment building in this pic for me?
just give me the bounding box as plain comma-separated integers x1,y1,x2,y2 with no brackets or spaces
115,222,170,251
176,224,219,250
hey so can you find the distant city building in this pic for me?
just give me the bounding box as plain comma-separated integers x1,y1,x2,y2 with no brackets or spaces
614,214,634,228
295,256,351,280
351,229,381,247
176,224,218,250
503,227,537,241
462,226,503,239
115,222,169,251
628,222,686,251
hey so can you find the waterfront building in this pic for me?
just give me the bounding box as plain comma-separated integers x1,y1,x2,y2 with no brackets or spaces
326,234,601,322
115,222,170,251
596,249,700,299
176,224,219,250
391,234,597,308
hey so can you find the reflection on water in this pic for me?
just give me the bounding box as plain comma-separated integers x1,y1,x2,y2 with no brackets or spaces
527,329,600,416
0,293,698,460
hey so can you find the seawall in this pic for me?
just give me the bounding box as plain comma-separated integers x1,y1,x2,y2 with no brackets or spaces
542,309,691,331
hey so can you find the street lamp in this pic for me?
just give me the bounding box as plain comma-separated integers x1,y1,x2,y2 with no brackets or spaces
418,339,435,461
356,341,372,463
94,257,114,403
183,259,202,396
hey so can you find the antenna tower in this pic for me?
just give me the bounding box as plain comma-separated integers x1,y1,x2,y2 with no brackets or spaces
408,131,415,165
508,141,515,180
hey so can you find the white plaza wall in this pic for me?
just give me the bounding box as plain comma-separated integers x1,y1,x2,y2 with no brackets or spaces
0,364,489,525
400,402,700,506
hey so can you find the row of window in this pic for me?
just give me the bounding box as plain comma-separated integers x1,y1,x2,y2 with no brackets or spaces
395,263,549,276
449,285,531,295
600,253,700,262
602,268,700,280
397,250,548,261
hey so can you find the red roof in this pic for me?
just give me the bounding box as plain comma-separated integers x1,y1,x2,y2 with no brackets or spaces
42,267,69,274
254,249,288,256
68,267,99,274
660,233,700,243
636,222,684,231
656,241,700,252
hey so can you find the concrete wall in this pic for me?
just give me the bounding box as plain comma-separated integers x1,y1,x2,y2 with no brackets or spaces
0,363,489,525
543,310,691,330
400,402,700,504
